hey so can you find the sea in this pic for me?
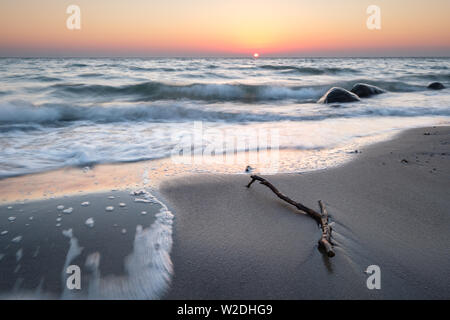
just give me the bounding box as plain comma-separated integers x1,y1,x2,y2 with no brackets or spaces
0,57,449,177
0,57,450,299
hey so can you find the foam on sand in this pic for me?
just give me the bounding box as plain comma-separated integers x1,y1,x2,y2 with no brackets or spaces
0,170,174,300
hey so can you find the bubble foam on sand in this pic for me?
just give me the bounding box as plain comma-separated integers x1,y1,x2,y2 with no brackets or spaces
134,198,152,203
85,218,94,228
1,169,174,300
16,249,23,262
11,236,22,243
80,169,174,299
63,207,73,214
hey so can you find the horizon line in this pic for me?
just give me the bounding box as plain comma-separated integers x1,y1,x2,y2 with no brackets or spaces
1,55,450,59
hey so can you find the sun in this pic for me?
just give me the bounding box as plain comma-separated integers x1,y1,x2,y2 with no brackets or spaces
253,53,260,58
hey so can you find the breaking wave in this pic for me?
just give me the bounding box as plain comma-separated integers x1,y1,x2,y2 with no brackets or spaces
0,57,449,179
45,79,441,104
259,64,360,75
50,81,325,103
1,98,450,126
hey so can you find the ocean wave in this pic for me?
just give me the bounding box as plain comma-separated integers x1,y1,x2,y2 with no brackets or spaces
50,81,325,103
66,63,88,68
4,74,61,82
47,79,439,104
397,73,450,82
259,65,360,75
30,76,62,82
78,73,104,78
129,66,178,72
1,99,450,127
337,79,429,92
0,100,311,125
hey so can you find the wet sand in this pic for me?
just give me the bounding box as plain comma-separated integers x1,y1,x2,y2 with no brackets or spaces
160,126,450,299
0,190,164,299
0,126,449,299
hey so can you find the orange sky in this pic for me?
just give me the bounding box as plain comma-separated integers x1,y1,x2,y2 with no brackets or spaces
1,0,449,56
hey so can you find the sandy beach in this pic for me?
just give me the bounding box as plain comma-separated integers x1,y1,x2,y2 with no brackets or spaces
2,0,450,306
0,126,449,299
0,190,173,299
160,126,450,299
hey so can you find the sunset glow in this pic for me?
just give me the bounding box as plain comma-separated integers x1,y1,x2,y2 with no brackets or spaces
0,0,449,56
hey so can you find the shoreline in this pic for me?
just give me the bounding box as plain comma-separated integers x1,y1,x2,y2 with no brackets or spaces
0,125,449,299
1,121,449,205
159,126,450,299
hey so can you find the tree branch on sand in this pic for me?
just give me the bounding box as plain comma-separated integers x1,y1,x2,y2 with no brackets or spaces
246,175,335,257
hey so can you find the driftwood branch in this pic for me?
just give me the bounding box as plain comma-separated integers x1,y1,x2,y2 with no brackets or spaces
246,175,335,257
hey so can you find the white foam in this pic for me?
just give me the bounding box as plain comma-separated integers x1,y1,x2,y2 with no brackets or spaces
11,236,22,243
16,248,23,262
134,198,152,203
32,246,40,258
63,207,73,214
0,171,174,300
79,171,174,299
85,218,95,228
1,112,448,178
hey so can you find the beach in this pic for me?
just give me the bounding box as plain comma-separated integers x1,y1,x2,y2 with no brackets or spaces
1,0,450,305
1,53,450,302
160,126,450,299
0,188,174,299
1,126,449,299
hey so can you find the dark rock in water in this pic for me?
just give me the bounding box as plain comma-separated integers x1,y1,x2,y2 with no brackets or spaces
350,83,385,98
317,87,360,104
427,82,445,90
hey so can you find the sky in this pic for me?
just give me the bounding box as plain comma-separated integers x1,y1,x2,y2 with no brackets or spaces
1,0,450,57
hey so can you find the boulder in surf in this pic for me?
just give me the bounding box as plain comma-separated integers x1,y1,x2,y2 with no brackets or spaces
427,82,445,90
350,83,385,98
317,87,360,104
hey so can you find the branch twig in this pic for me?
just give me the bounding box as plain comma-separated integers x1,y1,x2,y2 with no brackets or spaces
246,175,335,257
